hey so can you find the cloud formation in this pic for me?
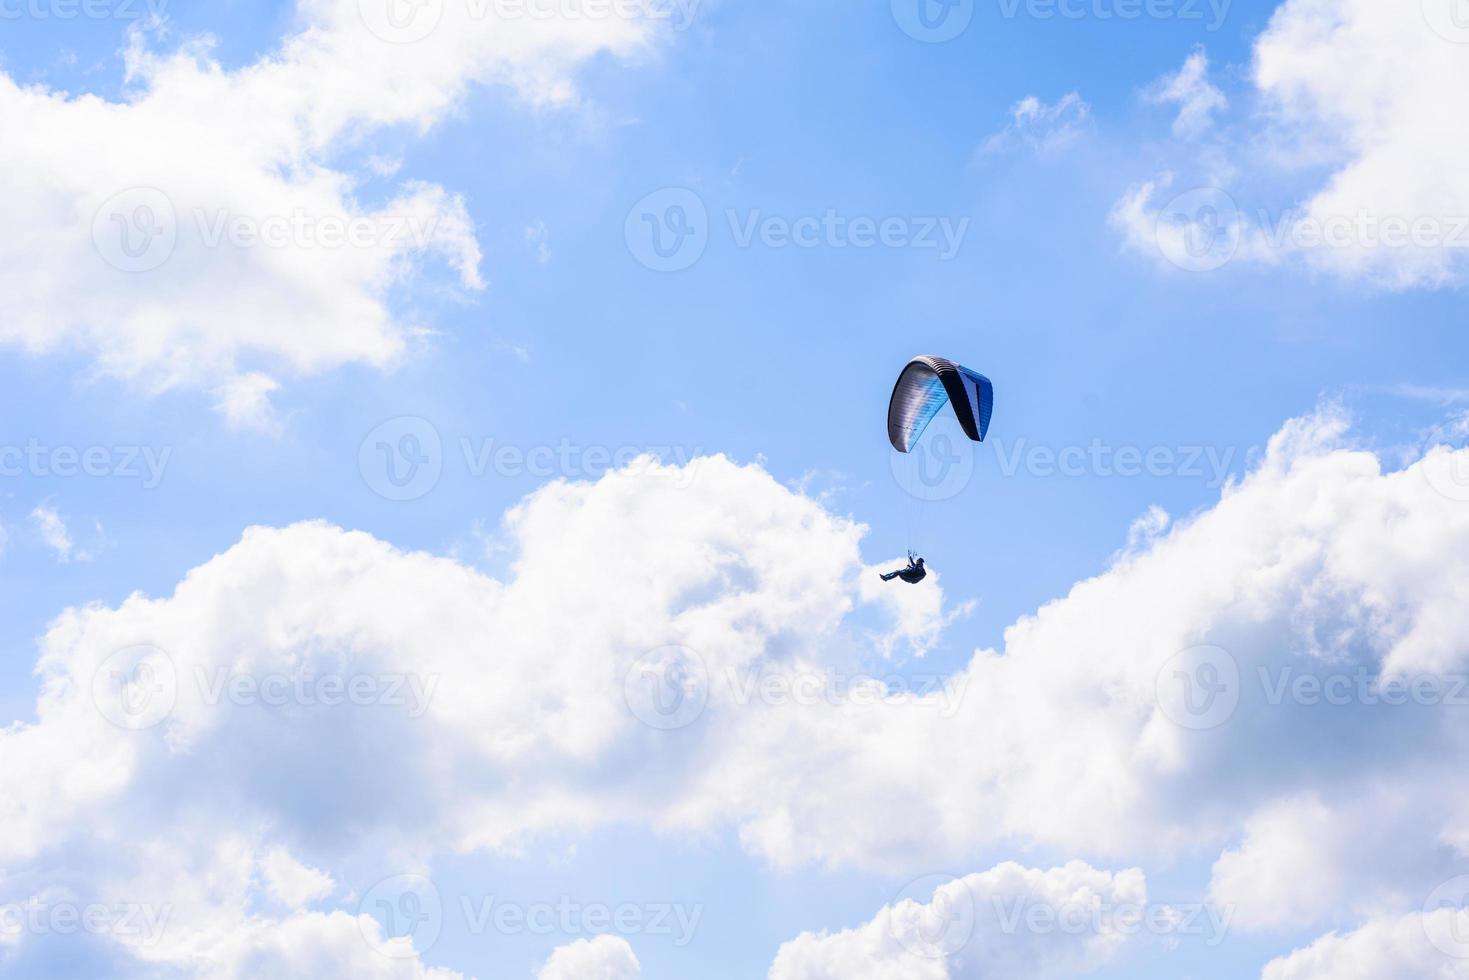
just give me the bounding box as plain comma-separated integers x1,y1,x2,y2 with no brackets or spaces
1261,910,1469,980
981,93,1091,157
1115,0,1469,287
4,410,1469,975
0,0,667,424
1144,47,1226,139
768,862,1147,980
536,936,640,980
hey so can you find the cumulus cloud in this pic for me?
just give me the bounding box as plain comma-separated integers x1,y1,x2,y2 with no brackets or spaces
0,0,667,422
204,911,466,980
262,848,335,908
536,935,640,980
1210,796,1349,931
5,411,1469,973
1208,787,1467,934
1261,910,1469,980
11,455,871,857
0,454,884,975
694,408,1469,873
1247,0,1469,286
1115,1,1469,287
768,862,1146,980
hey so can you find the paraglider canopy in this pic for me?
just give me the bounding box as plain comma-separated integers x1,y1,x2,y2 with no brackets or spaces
887,355,994,453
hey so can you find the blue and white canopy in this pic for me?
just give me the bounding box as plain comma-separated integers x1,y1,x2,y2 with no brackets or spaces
887,355,994,453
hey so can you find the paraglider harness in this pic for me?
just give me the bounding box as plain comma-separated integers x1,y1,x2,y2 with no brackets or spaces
880,552,927,584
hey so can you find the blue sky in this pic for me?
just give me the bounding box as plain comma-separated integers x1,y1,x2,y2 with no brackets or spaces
2,1,1469,978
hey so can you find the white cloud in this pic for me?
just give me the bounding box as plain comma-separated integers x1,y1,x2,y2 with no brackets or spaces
768,862,1147,980
5,411,1469,972
262,848,335,909
215,373,283,433
702,409,1469,870
1261,911,1469,980
29,504,107,563
859,557,972,656
1209,796,1347,931
981,93,1091,157
1115,2,1469,287
0,0,667,418
204,911,466,980
29,502,76,564
1118,504,1171,559
0,454,882,975
536,935,640,980
1210,785,1467,934
1250,0,1469,287
1144,47,1226,139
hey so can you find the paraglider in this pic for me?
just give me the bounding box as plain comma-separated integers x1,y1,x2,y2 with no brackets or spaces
880,553,928,584
881,354,994,583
